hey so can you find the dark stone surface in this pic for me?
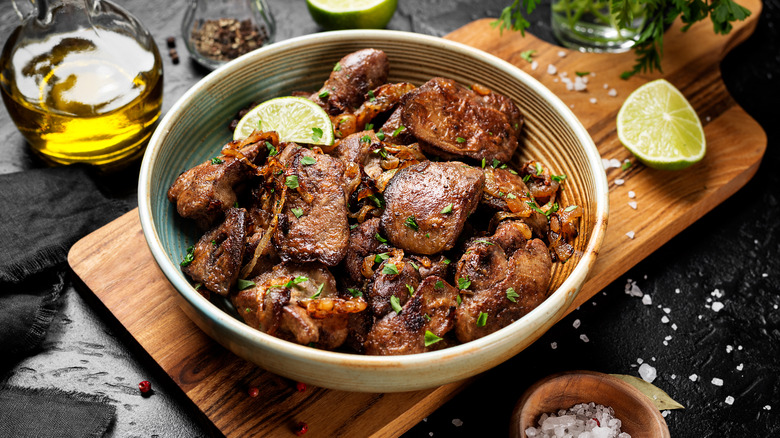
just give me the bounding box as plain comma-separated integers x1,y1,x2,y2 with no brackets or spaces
1,0,777,436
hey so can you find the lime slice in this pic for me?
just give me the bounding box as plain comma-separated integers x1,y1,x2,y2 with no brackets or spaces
233,96,334,146
306,0,398,30
617,79,706,170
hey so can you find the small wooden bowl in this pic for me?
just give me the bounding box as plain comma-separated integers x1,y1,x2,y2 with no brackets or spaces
510,370,670,438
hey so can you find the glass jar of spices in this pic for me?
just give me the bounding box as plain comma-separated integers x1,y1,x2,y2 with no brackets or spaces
182,0,276,70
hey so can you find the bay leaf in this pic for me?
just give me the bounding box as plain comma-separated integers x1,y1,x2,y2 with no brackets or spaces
610,374,685,411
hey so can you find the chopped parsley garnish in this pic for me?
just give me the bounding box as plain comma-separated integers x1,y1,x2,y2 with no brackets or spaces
548,203,560,215
245,307,252,313
234,201,239,207
519,49,536,62
534,162,544,175
441,204,453,214
564,205,578,212
210,157,223,165
575,71,590,76
285,175,299,189
522,174,531,182
622,160,632,170
272,276,308,289
435,280,444,289
443,257,451,265
348,288,363,298
311,127,324,143
180,245,195,267
376,132,386,141
265,141,277,156
372,147,388,158
492,158,501,168
375,233,388,243
193,283,202,290
368,90,376,102
318,89,330,99
237,279,255,290
291,207,304,218
424,330,443,347
474,240,495,246
507,193,517,199
300,155,317,166
425,232,431,238
390,295,402,314
423,314,432,321
382,263,399,275
476,312,488,327
404,216,419,231
409,261,420,271
506,287,519,303
391,125,405,137
360,134,371,143
367,194,384,208
350,223,358,230
508,169,518,175
365,123,374,130
406,284,415,296
333,62,342,72
311,283,325,299
526,201,547,215
481,158,486,168
551,174,567,182
374,252,390,263
457,275,471,290
456,293,462,305
456,136,466,143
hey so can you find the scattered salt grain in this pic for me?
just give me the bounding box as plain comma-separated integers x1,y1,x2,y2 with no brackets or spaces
762,273,769,278
625,280,642,297
662,410,670,417
627,190,636,199
775,304,779,310
725,396,735,405
608,88,618,97
663,307,671,314
661,316,669,324
589,97,597,104
726,345,733,353
626,231,635,240
664,335,672,341
663,341,668,346
574,76,587,91
531,60,539,70
642,294,652,305
637,358,644,364
603,83,609,89
711,377,724,386
738,345,743,351
551,342,558,349
580,334,590,343
671,374,677,380
558,50,567,57
429,432,434,437
525,402,630,438
553,78,559,83
764,405,772,410
736,363,743,371
671,323,678,330
614,178,625,185
610,158,622,168
639,363,657,383
712,302,725,312
452,418,463,427
423,418,428,422
711,288,723,298
689,374,698,382
573,319,581,329
547,64,557,75
628,201,638,210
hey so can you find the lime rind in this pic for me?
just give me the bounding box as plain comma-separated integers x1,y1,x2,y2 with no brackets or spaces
617,79,705,170
306,0,397,30
233,96,334,146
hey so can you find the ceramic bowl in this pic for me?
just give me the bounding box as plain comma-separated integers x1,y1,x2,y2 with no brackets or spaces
510,370,670,437
138,30,609,393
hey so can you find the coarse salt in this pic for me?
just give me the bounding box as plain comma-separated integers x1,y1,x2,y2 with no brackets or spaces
551,342,558,349
671,323,678,330
589,97,597,104
662,410,670,417
712,377,724,386
526,402,630,438
628,191,636,199
663,307,671,314
558,50,567,57
626,231,635,240
661,316,670,324
711,288,723,298
726,345,733,353
574,76,587,91
628,201,638,210
642,294,652,305
675,288,681,294
625,280,642,297
580,334,590,343
689,374,698,382
712,302,725,312
764,405,772,410
639,363,657,383
614,178,625,185
547,64,557,75
452,418,463,427
736,363,744,371
608,88,618,97
671,374,677,379
573,319,581,329
603,83,609,89
725,396,735,405
665,335,672,341
531,60,539,70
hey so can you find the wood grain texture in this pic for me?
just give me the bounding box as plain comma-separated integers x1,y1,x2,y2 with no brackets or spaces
68,2,765,435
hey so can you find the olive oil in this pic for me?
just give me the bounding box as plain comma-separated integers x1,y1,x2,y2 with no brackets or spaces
1,26,162,169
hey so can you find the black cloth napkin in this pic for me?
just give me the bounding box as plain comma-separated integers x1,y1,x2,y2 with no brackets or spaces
0,165,133,437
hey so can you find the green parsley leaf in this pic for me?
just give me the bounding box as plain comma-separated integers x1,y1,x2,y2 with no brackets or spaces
423,314,432,321
457,275,471,290
392,125,405,137
476,312,488,327
193,283,202,290
266,141,277,156
507,193,517,199
575,71,590,76
291,207,304,218
311,127,324,143
481,158,486,168
211,157,223,165
234,201,239,208
534,162,543,175
285,175,299,189
350,223,358,230
376,132,386,141
237,279,255,290
300,155,317,166
506,287,519,303
367,194,384,208
425,232,431,238
522,174,531,182
443,257,451,265
406,284,415,296
390,295,402,314
245,307,252,313
382,263,399,275
424,330,443,347
404,216,419,231
180,245,195,267
348,288,363,298
435,280,444,289
456,293,462,305
456,136,466,143
551,174,567,182
519,49,536,62
333,62,342,72
526,200,547,215
318,89,330,99
368,90,376,102
375,233,388,243
374,252,390,263
311,282,325,299
365,123,374,130
441,204,453,214
474,240,495,246
564,205,578,212
409,261,420,271
622,160,632,170
492,158,501,168
508,169,518,175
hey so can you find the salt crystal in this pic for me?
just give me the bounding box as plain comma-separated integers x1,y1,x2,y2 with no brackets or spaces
711,377,724,386
592,302,597,306
698,315,703,319
589,97,597,104
610,158,622,168
625,280,642,297
573,319,581,329
671,324,677,330
671,374,676,379
736,363,743,371
603,83,609,89
675,288,681,294
642,294,652,305
764,405,772,410
429,432,434,437
551,342,558,349
662,410,670,417
548,64,558,75
637,358,644,364
663,307,671,314
580,334,590,343
726,345,733,353
738,345,743,350
452,418,463,427
664,335,672,341
711,288,723,298
525,427,538,437
725,396,735,405
553,78,559,83
661,316,669,323
531,60,539,70
762,273,768,278
775,304,779,310
627,191,636,199
689,374,698,382
639,363,657,383
625,231,635,240
628,201,638,210
560,71,569,77
582,76,588,84
608,88,618,97
574,77,587,91
712,302,725,312
558,50,567,57
570,104,575,109
663,341,668,346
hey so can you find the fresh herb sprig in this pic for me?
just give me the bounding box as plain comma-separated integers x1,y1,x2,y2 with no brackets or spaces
493,0,750,78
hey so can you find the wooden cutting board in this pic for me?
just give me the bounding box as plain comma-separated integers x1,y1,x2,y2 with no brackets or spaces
68,2,765,436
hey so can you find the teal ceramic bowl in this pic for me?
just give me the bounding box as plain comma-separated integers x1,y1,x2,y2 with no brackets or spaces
138,30,609,393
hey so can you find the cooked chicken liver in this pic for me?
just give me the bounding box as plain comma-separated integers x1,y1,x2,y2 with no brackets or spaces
381,161,484,255
310,49,389,116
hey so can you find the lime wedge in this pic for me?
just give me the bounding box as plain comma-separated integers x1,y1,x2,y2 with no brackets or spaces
306,0,398,30
617,79,706,170
234,96,334,145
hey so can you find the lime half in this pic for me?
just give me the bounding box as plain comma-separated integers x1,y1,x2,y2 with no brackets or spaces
234,96,334,146
306,0,398,30
617,79,706,170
